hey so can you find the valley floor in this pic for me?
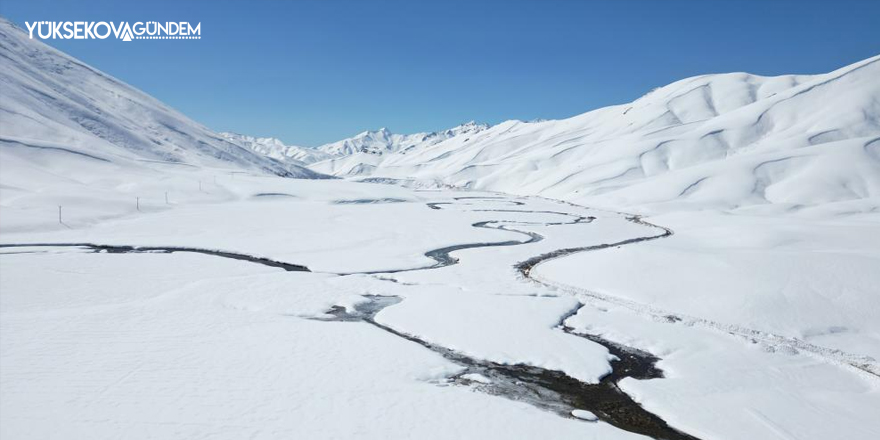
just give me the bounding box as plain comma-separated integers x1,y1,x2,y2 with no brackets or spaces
1,177,879,440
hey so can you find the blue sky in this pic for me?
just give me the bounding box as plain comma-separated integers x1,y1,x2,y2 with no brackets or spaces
2,0,879,146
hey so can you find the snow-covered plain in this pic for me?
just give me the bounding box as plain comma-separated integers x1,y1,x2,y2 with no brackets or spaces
1,246,628,440
3,186,879,440
2,16,880,440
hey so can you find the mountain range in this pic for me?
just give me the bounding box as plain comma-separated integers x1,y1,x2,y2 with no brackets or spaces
2,16,878,215
304,57,880,214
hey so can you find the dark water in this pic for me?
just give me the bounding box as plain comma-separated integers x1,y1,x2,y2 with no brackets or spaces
2,196,698,439
317,296,700,440
0,243,310,272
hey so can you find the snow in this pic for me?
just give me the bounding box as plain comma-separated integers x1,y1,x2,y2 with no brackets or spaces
571,410,598,421
459,373,492,384
564,303,880,440
1,250,641,440
308,56,880,216
311,122,489,175
375,288,613,383
220,132,333,165
0,17,322,179
3,15,880,440
4,186,879,439
316,122,488,157
533,211,880,361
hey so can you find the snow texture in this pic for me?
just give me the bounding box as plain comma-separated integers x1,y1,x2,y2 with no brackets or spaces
2,16,880,440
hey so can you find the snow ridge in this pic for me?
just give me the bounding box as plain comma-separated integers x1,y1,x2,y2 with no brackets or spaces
219,132,332,165
306,57,880,215
316,121,489,157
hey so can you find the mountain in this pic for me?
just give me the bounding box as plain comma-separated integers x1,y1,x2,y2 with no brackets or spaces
0,18,322,179
308,57,880,215
222,122,489,176
4,11,877,217
317,122,489,157
219,132,332,165
310,121,488,175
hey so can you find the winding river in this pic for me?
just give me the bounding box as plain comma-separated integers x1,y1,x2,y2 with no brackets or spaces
0,194,699,440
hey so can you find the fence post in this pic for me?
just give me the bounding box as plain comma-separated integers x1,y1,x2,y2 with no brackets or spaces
136,197,140,212
58,205,62,224
165,191,169,205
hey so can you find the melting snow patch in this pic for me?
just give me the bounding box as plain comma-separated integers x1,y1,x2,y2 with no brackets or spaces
571,409,598,421
459,373,492,384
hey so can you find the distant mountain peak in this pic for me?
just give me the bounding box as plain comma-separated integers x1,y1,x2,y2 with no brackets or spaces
310,122,490,158
219,132,331,165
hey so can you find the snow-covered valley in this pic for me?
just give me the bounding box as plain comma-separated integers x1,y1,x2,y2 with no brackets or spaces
1,16,879,440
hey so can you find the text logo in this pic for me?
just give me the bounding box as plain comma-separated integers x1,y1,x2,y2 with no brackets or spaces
25,21,201,41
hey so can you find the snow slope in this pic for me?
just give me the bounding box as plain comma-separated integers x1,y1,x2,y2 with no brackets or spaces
310,56,880,215
0,17,328,232
0,18,321,178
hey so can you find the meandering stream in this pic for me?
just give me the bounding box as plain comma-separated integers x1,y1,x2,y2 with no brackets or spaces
0,194,700,440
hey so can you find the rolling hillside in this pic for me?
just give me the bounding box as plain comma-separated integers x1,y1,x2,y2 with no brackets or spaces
310,56,880,214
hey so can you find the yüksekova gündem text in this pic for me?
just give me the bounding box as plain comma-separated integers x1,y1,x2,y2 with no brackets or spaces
25,21,200,40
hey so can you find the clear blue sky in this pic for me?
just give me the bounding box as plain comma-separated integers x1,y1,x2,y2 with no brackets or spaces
2,0,879,146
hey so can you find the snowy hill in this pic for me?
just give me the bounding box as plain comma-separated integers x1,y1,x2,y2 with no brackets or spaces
0,18,321,179
310,57,880,215
309,122,488,175
0,17,327,232
219,132,332,165
308,122,492,175
224,122,489,175
318,127,409,156
317,122,488,157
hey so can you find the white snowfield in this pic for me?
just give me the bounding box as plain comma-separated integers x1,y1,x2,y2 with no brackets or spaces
2,16,880,440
